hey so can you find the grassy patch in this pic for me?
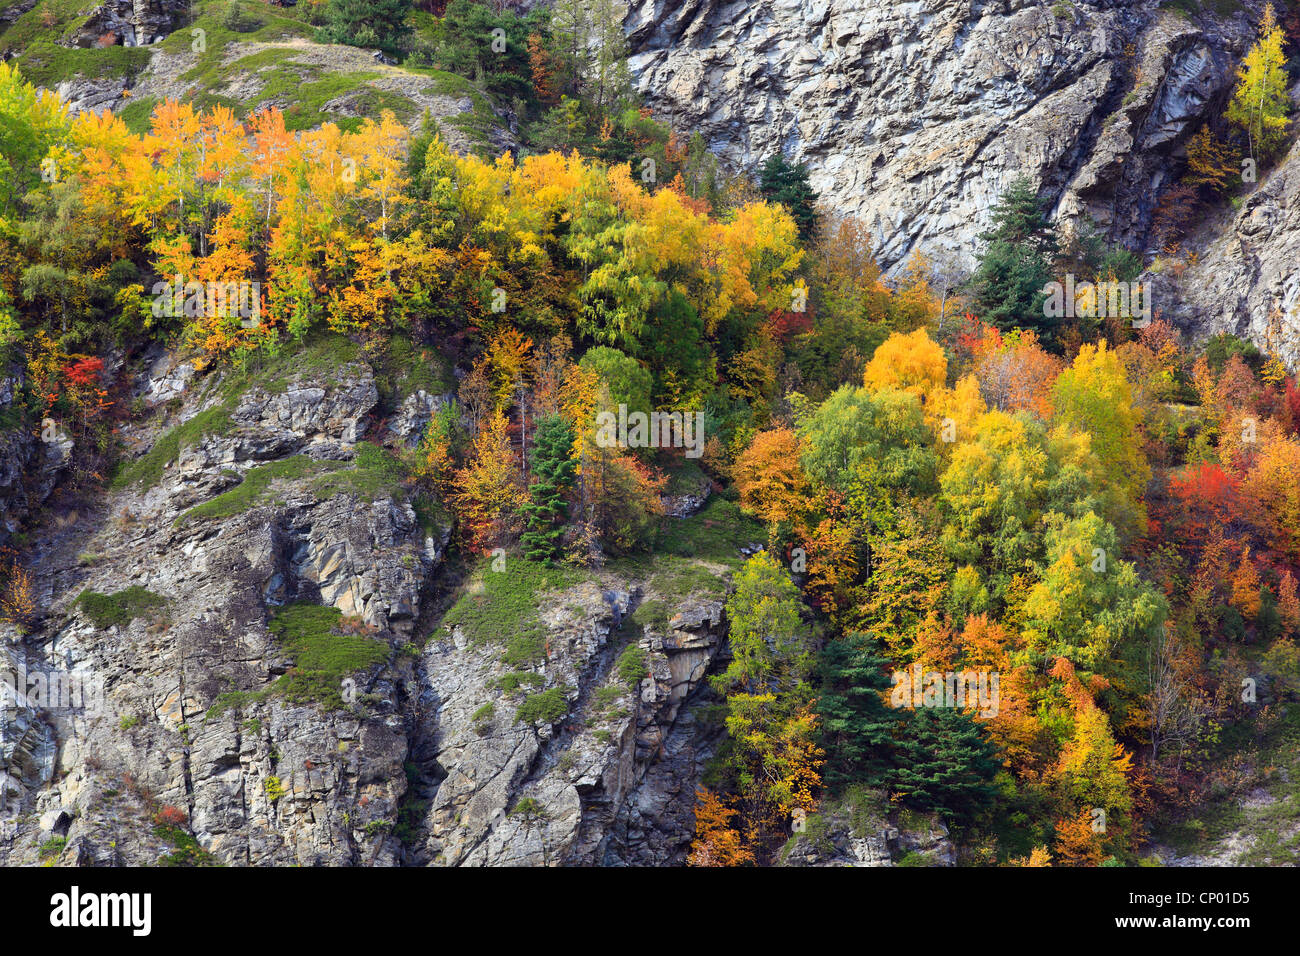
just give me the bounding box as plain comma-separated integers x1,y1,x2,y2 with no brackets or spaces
115,96,159,134
441,559,588,663
38,836,67,861
268,603,389,709
656,496,764,565
491,671,545,695
375,335,455,405
155,825,219,866
658,454,709,496
592,685,625,712
227,333,362,397
649,557,727,599
111,334,361,493
111,402,234,492
76,586,168,629
311,442,407,502
0,0,94,53
206,688,270,719
164,13,418,131
15,39,151,87
177,455,342,525
616,644,648,688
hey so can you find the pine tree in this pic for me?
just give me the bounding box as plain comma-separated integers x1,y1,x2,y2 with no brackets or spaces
1226,3,1291,164
520,414,577,563
815,632,902,791
758,154,820,240
318,0,413,59
969,176,1060,345
891,708,999,824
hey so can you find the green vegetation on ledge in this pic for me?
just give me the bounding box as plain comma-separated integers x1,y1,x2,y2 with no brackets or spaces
76,586,168,629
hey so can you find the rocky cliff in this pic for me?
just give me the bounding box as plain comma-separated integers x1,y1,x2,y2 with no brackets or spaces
622,0,1300,363
626,0,1254,273
0,368,70,553
1152,128,1300,366
0,343,741,866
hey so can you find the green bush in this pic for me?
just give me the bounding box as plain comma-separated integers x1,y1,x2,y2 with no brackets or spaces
268,603,389,709
616,645,648,688
471,702,495,733
516,687,570,725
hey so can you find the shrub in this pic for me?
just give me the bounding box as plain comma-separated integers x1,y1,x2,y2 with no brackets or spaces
616,645,648,688
264,776,286,802
154,805,188,827
515,687,570,725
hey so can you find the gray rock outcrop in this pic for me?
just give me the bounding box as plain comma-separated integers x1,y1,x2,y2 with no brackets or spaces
0,348,734,866
626,0,1255,273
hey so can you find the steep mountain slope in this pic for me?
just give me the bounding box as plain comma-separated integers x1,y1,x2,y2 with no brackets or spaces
627,0,1253,272
1153,127,1300,363
0,342,741,865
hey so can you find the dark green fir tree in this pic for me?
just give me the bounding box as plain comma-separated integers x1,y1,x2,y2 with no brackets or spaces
815,632,902,791
891,707,999,825
759,154,820,241
520,414,577,564
968,175,1060,345
318,0,413,60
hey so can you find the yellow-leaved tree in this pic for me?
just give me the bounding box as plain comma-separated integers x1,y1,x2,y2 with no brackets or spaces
1226,3,1290,164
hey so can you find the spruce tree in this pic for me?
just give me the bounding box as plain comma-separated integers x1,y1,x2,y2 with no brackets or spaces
520,415,577,563
759,154,820,240
969,176,1059,345
815,632,902,791
891,707,999,825
318,0,412,60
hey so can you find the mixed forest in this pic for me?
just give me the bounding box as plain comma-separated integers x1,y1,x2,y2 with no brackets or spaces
2,0,1300,866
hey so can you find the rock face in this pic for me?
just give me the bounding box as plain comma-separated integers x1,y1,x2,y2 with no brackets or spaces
625,0,1254,273
1151,132,1300,369
780,793,956,867
70,0,187,48
0,368,71,553
415,584,729,867
0,348,733,866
